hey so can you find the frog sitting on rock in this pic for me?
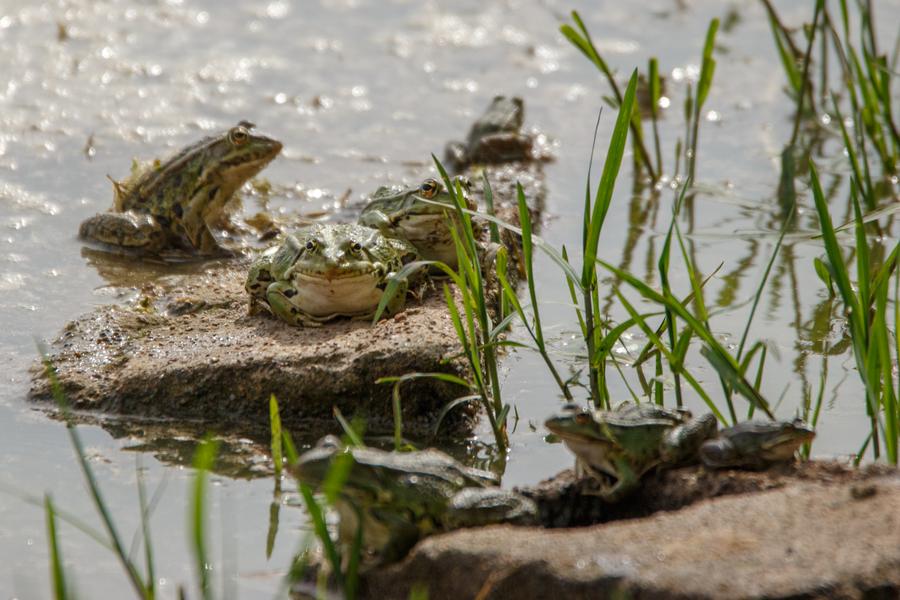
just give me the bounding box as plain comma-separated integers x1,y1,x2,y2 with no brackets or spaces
292,435,537,565
245,223,421,326
545,402,718,502
358,176,476,268
79,121,282,257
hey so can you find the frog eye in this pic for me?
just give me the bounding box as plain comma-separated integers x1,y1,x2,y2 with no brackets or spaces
350,241,363,254
419,178,440,199
229,126,250,146
574,411,592,425
305,239,319,252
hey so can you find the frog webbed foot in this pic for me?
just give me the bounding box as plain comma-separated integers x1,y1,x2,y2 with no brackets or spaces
266,281,320,326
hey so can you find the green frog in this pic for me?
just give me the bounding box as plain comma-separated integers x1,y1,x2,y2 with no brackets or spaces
699,418,815,469
544,402,718,502
444,96,533,172
245,223,420,326
79,121,282,256
358,176,475,267
292,435,537,564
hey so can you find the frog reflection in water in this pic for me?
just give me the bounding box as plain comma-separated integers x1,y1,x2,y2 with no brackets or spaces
545,402,717,502
245,223,420,326
79,122,282,257
358,176,475,267
292,435,537,565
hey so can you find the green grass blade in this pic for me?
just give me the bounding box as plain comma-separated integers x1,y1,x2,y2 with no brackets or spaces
298,483,342,579
282,430,299,466
135,458,156,600
583,70,638,283
37,347,149,596
332,407,365,448
371,261,432,324
432,394,482,437
45,494,69,600
190,437,218,600
269,394,283,477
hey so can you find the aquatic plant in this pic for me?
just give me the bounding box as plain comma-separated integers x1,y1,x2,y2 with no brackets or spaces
561,12,720,184
374,165,513,453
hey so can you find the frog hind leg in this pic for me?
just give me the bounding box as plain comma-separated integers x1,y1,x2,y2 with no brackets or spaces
266,281,321,327
78,211,167,253
662,413,718,465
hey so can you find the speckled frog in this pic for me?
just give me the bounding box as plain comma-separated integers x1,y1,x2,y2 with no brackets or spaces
358,176,475,267
79,122,282,256
443,96,533,172
545,402,718,502
245,223,420,326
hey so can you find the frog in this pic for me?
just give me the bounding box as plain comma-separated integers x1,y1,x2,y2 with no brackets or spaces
79,121,282,257
544,402,718,502
244,223,420,326
292,435,538,564
443,96,534,172
358,176,476,267
699,418,815,470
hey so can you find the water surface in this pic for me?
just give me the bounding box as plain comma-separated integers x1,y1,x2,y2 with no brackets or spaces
1,0,897,597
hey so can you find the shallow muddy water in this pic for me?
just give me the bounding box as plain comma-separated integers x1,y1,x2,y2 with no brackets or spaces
1,0,898,597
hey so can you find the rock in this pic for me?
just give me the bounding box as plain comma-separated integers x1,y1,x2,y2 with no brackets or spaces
31,268,475,436
362,464,900,599
521,460,896,527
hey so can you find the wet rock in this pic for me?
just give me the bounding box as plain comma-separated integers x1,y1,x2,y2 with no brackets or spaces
31,269,474,436
362,462,900,599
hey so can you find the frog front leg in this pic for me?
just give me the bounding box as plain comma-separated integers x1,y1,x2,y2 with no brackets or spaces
596,457,641,503
187,220,234,257
266,281,321,327
358,209,394,236
78,211,167,253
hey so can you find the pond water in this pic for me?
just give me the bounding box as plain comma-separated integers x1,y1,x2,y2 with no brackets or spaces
1,0,898,597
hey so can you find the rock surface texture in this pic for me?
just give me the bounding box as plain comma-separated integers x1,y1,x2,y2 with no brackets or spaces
362,464,900,599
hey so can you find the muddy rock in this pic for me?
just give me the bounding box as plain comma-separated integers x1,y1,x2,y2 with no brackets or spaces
522,460,896,527
362,464,900,599
31,268,472,436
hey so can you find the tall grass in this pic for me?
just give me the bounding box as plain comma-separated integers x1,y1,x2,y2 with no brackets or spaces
763,0,900,462
561,12,720,185
810,167,900,462
374,166,512,453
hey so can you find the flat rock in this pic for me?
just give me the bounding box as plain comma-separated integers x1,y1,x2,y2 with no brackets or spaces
30,162,545,436
363,464,900,599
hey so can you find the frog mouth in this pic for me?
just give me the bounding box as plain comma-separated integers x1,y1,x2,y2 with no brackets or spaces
293,268,382,282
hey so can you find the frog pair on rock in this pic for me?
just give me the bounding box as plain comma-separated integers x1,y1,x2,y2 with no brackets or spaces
545,402,815,502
